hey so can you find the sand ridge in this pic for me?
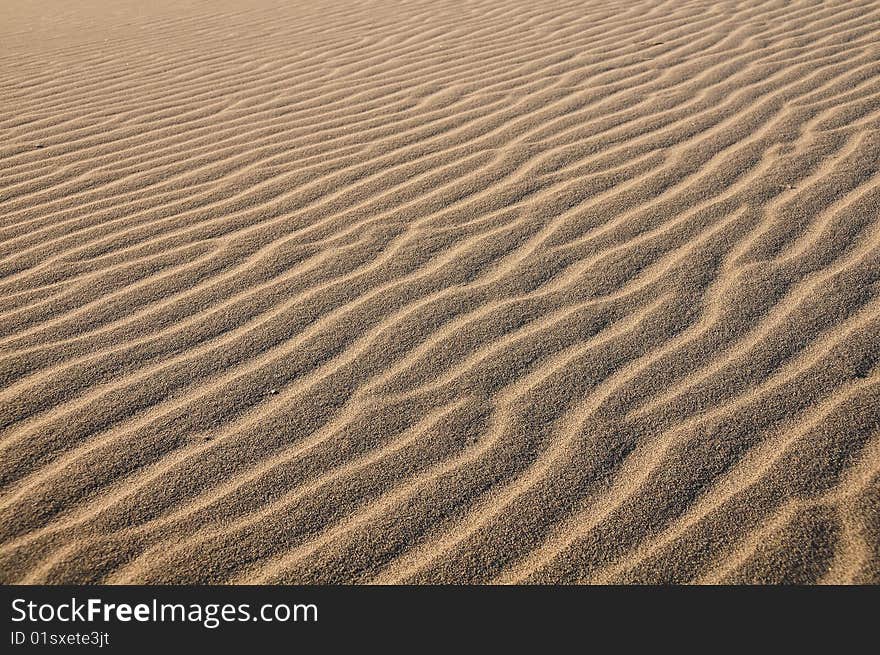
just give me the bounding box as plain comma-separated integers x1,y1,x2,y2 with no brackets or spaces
1,0,879,584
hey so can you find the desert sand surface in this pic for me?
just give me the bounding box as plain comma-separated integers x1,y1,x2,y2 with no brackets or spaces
1,0,879,585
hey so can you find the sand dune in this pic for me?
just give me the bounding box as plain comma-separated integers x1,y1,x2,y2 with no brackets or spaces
1,0,879,584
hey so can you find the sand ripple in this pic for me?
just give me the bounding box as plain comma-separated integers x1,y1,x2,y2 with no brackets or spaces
1,0,879,583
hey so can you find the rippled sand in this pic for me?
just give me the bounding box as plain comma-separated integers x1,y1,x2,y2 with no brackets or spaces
1,0,879,583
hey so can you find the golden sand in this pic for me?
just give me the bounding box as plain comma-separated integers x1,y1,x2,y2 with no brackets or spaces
1,0,879,583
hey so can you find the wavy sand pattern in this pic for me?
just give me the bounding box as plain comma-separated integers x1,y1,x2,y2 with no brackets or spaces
1,0,879,584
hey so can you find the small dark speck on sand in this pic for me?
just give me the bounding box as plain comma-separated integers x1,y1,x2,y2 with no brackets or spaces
854,362,871,378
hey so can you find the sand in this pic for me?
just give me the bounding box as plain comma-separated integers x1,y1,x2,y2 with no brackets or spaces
1,0,879,585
